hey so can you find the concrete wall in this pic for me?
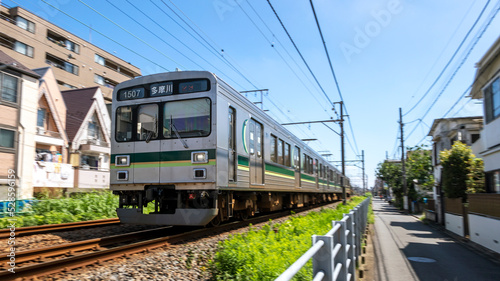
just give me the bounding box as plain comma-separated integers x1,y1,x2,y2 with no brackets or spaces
468,214,500,254
445,213,464,237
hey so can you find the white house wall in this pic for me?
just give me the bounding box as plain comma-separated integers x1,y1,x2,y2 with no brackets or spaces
17,75,38,199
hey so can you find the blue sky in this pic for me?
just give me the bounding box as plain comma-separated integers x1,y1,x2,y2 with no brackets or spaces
7,0,500,189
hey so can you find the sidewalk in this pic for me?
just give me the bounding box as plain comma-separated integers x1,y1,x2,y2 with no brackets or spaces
372,198,500,281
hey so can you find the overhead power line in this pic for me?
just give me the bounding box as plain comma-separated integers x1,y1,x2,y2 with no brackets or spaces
403,0,491,116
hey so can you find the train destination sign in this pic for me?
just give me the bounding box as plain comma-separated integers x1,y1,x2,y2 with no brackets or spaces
117,79,209,100
150,82,174,97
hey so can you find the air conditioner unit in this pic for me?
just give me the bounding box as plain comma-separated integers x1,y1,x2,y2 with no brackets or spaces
37,127,45,135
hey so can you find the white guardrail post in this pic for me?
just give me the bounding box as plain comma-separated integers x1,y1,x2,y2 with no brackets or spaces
275,197,371,281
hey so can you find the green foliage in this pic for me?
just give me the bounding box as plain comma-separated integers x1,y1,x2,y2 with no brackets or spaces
376,161,402,198
210,197,367,281
440,141,485,199
376,145,434,205
406,145,434,191
0,191,118,228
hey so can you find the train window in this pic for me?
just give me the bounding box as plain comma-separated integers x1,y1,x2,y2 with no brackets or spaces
163,98,211,138
277,139,284,165
137,104,158,141
320,164,323,178
270,135,277,163
284,143,291,167
116,106,133,141
294,146,300,171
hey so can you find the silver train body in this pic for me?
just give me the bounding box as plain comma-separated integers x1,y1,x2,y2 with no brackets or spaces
111,71,351,226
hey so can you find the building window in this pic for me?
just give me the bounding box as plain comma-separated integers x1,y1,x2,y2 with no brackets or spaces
1,73,19,103
14,41,34,57
95,54,105,65
15,16,35,33
47,30,79,53
94,74,117,89
37,108,47,128
0,128,15,148
484,76,500,123
45,53,79,75
88,114,101,141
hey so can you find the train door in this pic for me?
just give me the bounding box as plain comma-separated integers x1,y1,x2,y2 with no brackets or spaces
249,119,264,185
294,146,301,187
228,107,236,182
315,159,319,189
134,103,160,183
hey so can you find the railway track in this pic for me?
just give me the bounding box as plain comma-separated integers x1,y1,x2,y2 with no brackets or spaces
0,202,340,280
0,218,120,239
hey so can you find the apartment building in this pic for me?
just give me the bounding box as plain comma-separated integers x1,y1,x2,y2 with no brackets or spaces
0,4,141,100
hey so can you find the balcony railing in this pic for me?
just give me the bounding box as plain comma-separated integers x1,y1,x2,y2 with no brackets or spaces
36,127,62,138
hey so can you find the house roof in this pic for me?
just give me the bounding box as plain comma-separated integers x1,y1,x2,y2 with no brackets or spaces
0,50,39,78
427,116,483,137
61,87,99,141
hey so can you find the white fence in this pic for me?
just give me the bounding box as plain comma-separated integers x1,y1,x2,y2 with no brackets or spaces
276,197,371,281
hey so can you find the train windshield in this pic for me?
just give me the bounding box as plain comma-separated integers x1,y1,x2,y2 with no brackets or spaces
163,98,211,138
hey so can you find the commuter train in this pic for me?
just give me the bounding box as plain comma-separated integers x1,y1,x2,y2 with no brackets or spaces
110,71,350,226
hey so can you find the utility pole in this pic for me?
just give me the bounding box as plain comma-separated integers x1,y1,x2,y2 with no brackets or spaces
399,108,408,211
362,150,365,194
338,101,346,205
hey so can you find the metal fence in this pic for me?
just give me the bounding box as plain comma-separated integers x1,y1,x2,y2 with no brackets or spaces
276,197,371,281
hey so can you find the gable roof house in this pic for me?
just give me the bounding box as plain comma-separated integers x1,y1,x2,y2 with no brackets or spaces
0,50,39,201
62,87,111,189
32,67,74,192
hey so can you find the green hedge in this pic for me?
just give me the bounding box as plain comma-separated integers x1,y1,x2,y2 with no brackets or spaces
210,197,367,281
0,191,118,228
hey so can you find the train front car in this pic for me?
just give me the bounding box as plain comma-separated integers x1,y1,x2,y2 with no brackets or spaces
111,71,218,226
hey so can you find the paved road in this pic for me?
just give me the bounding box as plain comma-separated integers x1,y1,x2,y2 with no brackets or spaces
373,198,500,281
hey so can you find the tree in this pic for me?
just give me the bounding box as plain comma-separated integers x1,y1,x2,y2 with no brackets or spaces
375,160,402,199
376,145,433,205
440,141,484,199
406,145,434,196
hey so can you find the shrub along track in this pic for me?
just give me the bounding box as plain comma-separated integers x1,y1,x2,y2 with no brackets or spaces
0,218,120,239
0,201,341,280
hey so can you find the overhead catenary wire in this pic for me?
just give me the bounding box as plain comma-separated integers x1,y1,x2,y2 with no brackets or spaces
266,0,360,156
308,0,360,156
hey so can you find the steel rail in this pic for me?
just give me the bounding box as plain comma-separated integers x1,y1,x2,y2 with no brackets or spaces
0,218,120,238
0,201,341,280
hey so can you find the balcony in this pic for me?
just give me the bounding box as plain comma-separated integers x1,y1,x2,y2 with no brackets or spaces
35,127,64,146
79,139,110,154
33,161,74,188
74,168,110,189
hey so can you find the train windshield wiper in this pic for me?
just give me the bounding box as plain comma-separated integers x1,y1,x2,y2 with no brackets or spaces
170,115,189,148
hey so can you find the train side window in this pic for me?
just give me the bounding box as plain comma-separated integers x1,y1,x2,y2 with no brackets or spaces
284,143,291,167
137,104,158,141
277,139,284,165
270,135,277,163
320,164,323,178
116,106,133,142
294,146,300,171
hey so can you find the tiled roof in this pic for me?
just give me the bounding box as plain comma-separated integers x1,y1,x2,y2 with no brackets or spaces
61,87,99,141
0,50,39,78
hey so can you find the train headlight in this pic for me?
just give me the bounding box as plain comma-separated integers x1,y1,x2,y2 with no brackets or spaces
115,155,130,167
191,151,208,164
